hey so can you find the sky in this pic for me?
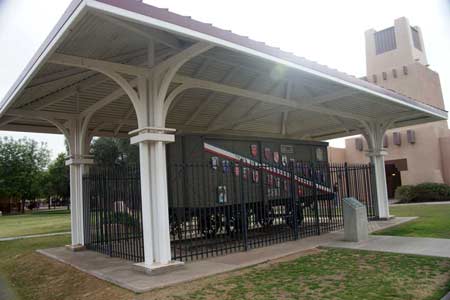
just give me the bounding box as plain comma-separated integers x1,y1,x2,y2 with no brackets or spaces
0,0,449,159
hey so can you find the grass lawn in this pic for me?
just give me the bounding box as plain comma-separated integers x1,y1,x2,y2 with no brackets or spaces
0,236,449,300
0,210,71,238
373,204,450,239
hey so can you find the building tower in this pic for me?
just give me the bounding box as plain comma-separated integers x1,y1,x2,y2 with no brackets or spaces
329,17,450,198
365,17,445,109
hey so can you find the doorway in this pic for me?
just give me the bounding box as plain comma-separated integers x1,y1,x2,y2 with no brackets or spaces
385,164,402,199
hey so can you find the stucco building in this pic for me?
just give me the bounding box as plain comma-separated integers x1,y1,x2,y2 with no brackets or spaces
329,17,450,198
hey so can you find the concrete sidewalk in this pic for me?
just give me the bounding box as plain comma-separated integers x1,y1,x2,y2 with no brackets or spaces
390,201,450,207
324,235,450,258
0,232,70,242
0,274,16,300
37,217,415,293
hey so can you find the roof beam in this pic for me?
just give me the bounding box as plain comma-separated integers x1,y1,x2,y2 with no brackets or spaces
6,109,78,121
299,125,351,140
206,73,265,129
20,73,108,110
230,107,289,130
28,69,92,89
80,79,136,118
281,80,292,135
0,116,19,128
200,52,335,95
184,66,240,125
80,43,212,120
172,75,373,122
173,75,299,107
208,80,282,131
92,117,136,127
26,48,147,90
15,49,149,109
95,13,182,49
113,104,135,136
48,53,150,76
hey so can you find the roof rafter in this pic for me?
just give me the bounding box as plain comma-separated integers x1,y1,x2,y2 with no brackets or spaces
183,65,241,125
208,79,283,131
94,13,182,49
281,81,293,135
113,104,136,136
6,109,78,121
172,75,373,123
48,53,150,76
20,73,107,110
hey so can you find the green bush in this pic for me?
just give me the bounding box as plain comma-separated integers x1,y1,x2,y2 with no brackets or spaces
395,183,450,203
395,185,415,203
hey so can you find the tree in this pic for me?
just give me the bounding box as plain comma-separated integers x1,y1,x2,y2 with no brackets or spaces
45,153,70,207
90,137,138,166
0,137,50,213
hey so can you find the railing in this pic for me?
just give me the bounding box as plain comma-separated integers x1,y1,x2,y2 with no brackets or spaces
83,165,144,262
83,161,376,262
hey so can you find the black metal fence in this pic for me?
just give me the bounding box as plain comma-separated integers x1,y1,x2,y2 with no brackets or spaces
83,161,376,262
83,165,144,262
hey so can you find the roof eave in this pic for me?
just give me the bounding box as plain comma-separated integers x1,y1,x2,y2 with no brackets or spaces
1,0,447,125
0,0,86,116
87,0,447,121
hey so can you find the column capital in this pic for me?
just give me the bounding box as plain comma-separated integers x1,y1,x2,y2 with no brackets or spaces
129,127,176,144
365,149,388,157
65,155,94,166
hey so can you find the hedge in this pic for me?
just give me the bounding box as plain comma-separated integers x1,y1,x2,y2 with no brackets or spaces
395,183,450,203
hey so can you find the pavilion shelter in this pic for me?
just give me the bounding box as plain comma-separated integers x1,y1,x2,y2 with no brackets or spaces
0,0,446,271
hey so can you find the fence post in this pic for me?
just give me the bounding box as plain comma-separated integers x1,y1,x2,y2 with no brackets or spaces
344,162,350,198
106,168,113,257
82,172,89,248
311,162,321,235
290,162,299,240
239,160,249,251
369,162,379,219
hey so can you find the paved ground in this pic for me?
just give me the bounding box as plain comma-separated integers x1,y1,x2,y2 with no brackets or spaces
325,235,450,258
0,273,16,300
0,231,70,242
367,216,417,232
390,201,450,207
37,217,414,293
442,291,450,300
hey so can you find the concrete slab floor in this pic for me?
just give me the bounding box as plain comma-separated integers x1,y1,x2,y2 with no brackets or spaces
36,217,416,294
324,235,450,258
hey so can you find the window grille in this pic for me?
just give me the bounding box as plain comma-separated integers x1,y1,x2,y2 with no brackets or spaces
355,138,364,151
383,135,389,148
375,27,397,54
393,132,401,146
411,27,422,51
407,130,416,144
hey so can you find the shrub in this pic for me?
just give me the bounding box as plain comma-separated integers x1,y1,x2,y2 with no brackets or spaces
395,185,415,203
395,183,450,203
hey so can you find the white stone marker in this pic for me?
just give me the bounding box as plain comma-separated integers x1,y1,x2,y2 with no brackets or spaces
343,197,368,242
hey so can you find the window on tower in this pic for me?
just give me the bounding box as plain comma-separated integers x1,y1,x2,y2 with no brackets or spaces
374,27,397,54
411,27,422,51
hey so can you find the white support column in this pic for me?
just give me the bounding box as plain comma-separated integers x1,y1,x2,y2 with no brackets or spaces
68,161,83,246
131,42,212,273
132,70,177,270
131,127,178,272
367,151,389,219
361,120,392,219
65,119,93,250
138,141,154,266
149,139,172,264
47,39,211,262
